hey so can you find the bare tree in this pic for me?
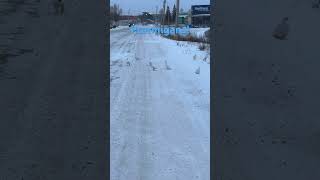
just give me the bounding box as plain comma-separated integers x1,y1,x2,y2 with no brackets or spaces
110,3,122,22
162,0,166,25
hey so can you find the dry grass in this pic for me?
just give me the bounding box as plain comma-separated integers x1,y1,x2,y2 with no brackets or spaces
198,43,207,51
161,31,210,51
164,34,209,44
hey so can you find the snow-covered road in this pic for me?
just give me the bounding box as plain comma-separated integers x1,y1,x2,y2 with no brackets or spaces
110,26,210,180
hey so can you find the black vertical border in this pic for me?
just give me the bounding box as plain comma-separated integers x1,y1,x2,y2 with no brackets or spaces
106,0,110,179
210,1,320,179
210,0,216,180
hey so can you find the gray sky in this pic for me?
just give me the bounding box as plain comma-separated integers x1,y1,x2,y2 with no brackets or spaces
110,0,210,15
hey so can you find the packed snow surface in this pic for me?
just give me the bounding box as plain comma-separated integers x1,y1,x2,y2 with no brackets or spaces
110,26,210,180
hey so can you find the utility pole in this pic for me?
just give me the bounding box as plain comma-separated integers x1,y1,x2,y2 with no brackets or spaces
127,9,130,23
167,6,169,26
156,6,158,25
162,0,166,33
175,0,180,33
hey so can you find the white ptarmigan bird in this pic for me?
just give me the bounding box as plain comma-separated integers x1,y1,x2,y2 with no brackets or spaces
195,67,200,75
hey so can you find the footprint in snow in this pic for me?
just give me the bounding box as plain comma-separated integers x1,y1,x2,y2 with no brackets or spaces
111,60,119,66
110,76,120,82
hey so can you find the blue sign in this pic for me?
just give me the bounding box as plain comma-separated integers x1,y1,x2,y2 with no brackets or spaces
130,26,190,36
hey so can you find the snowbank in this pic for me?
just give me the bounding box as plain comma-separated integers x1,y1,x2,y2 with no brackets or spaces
189,28,210,38
152,34,210,98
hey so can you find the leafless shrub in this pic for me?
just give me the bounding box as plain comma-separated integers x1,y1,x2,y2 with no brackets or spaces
198,43,206,51
165,34,209,44
193,55,197,60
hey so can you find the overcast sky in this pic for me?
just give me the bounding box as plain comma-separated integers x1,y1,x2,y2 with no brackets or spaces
110,0,210,15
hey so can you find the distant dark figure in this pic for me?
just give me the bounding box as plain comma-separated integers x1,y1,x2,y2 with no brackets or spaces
54,0,64,15
312,0,320,8
273,17,290,40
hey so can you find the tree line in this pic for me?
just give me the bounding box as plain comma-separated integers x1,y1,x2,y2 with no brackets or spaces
110,3,122,22
159,4,178,25
159,3,188,25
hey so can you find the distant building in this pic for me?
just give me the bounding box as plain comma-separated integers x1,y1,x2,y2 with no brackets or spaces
118,15,138,21
117,15,138,26
191,5,210,27
140,12,154,24
178,14,189,25
150,14,162,24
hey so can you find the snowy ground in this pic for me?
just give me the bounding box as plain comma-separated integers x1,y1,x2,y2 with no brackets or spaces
110,26,210,180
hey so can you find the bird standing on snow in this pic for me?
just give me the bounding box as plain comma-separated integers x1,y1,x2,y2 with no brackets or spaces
195,67,200,74
149,62,157,71
273,17,290,40
165,60,171,70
